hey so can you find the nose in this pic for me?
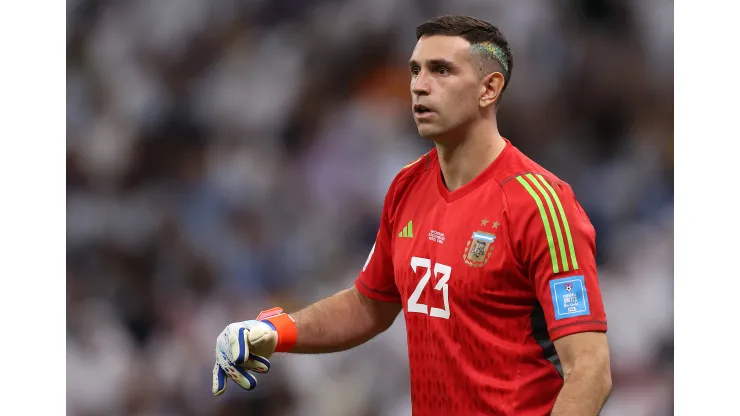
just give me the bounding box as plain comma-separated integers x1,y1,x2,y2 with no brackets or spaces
411,71,431,96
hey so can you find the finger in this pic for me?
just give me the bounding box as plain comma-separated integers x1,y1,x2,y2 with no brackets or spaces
223,363,258,391
245,353,271,374
212,364,227,396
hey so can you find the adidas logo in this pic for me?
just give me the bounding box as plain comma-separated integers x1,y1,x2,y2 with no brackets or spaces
398,220,414,238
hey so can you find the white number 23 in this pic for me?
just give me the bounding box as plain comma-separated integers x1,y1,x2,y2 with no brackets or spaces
407,257,451,319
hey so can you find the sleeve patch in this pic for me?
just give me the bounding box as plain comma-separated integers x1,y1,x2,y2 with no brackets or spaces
549,275,590,320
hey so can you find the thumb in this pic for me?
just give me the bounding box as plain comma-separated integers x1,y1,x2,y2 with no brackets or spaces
244,322,277,373
248,322,278,358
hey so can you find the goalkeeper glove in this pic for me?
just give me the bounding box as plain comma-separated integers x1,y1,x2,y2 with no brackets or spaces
212,307,297,395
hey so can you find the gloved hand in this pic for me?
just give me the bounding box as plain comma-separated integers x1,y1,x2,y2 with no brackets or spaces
212,319,278,395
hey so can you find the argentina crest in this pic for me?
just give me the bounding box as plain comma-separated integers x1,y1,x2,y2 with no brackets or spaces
463,231,496,268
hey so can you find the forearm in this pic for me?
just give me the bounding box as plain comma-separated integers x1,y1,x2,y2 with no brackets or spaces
288,287,401,354
551,363,612,416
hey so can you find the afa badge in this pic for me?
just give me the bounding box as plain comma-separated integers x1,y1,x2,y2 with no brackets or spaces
550,275,590,320
463,231,496,268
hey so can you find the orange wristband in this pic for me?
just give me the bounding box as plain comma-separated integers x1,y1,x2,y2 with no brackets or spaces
256,307,297,353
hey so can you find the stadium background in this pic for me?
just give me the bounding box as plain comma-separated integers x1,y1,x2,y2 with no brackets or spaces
66,0,673,415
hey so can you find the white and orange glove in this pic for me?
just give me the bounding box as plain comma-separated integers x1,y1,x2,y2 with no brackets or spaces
212,308,297,395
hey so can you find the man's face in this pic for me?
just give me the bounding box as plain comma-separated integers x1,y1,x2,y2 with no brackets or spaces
409,35,483,140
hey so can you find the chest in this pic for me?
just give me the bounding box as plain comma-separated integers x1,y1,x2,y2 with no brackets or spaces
391,187,529,320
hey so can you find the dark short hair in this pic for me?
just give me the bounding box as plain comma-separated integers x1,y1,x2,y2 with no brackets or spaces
415,15,513,100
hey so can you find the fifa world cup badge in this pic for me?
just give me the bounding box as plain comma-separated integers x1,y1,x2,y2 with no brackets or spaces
463,231,496,268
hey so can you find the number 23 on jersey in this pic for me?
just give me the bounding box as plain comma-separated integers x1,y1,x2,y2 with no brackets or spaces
408,257,452,320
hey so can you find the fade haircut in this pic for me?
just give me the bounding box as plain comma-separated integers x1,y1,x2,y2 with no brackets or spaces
415,15,514,102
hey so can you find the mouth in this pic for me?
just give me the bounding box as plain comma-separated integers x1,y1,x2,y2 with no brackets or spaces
413,104,434,117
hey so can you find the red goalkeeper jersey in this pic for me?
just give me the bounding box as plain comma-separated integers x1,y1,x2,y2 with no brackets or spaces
355,139,608,416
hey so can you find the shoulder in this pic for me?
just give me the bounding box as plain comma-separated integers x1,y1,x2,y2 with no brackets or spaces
387,148,436,196
500,171,574,211
499,169,593,246
382,148,437,217
396,148,437,183
495,146,592,236
495,144,576,212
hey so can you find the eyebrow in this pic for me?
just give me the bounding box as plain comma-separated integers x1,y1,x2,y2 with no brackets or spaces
408,58,457,69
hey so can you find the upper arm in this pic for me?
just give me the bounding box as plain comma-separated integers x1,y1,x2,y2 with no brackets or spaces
355,177,402,303
506,173,608,341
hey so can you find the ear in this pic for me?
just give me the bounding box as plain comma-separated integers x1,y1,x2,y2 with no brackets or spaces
479,72,505,109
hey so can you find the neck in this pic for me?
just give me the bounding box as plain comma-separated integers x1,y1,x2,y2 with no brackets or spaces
435,119,505,192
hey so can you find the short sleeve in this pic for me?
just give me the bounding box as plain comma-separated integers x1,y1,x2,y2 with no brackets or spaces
354,179,401,303
508,173,607,341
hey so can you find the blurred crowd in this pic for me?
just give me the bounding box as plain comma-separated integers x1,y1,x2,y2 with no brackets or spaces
66,0,674,415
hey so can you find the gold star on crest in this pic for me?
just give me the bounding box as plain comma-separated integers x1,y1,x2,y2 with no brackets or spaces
492,221,500,228
481,218,489,226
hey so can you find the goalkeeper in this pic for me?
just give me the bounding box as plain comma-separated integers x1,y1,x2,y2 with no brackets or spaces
213,14,612,416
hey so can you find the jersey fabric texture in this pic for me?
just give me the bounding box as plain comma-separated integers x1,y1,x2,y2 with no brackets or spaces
355,139,608,416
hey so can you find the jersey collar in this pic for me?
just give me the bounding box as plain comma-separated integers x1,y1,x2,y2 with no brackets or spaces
435,138,513,203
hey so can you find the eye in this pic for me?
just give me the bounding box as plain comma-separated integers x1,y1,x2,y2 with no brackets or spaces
435,66,450,75
410,66,420,76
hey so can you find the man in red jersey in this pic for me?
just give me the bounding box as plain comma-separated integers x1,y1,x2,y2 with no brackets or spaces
213,15,612,416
